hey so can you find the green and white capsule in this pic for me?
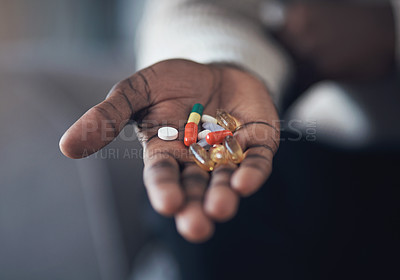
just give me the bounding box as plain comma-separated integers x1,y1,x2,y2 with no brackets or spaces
187,103,204,125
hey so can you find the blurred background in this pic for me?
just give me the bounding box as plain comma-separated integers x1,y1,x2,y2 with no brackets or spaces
0,1,157,279
1,1,400,280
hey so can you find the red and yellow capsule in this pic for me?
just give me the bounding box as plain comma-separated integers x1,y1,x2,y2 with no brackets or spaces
205,130,233,145
184,103,204,146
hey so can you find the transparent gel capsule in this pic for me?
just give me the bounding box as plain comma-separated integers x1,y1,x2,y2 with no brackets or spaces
216,109,238,132
210,144,229,164
223,135,244,164
189,143,215,171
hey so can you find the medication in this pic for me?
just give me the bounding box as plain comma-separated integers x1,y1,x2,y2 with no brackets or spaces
158,126,178,141
184,103,204,146
202,122,225,132
201,114,217,124
216,109,238,132
184,122,198,146
197,138,209,148
223,135,244,163
189,143,215,171
188,103,203,123
210,144,229,164
198,129,211,140
205,130,233,145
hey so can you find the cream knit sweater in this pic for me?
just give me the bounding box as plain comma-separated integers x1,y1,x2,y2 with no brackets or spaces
135,0,400,109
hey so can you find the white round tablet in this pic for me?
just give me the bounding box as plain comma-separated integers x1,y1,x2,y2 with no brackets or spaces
201,114,217,124
198,129,211,140
158,126,178,141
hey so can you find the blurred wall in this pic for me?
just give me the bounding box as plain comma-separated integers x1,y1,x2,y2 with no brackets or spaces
0,0,116,47
0,1,148,279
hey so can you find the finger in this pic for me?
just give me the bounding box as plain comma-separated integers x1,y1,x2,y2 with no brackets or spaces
143,149,184,216
204,163,239,222
175,164,214,243
59,68,154,159
231,122,278,196
231,146,274,196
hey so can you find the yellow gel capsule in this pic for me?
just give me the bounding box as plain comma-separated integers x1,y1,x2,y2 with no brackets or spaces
189,143,215,171
223,135,244,164
216,109,238,132
210,144,229,164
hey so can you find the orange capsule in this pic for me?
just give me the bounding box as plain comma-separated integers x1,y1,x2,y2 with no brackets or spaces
184,122,198,146
205,130,233,145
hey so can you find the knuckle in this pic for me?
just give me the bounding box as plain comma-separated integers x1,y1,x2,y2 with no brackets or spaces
108,79,130,98
113,79,128,90
154,58,192,70
148,158,176,171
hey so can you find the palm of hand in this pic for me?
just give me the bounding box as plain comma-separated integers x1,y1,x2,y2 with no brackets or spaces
60,59,279,242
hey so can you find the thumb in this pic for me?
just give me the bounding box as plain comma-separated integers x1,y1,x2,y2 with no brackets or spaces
59,69,152,159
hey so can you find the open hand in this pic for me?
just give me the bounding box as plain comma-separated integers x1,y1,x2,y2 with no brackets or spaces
60,59,280,242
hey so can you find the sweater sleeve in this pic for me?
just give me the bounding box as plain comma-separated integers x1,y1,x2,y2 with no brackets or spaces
134,0,292,108
392,0,400,66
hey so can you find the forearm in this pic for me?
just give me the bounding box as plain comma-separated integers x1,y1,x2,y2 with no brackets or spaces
135,0,292,109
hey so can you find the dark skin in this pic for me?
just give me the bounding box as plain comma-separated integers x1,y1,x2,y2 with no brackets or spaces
60,59,280,243
60,2,396,243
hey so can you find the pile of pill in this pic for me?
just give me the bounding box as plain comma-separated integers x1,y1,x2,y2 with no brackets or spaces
157,103,244,172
